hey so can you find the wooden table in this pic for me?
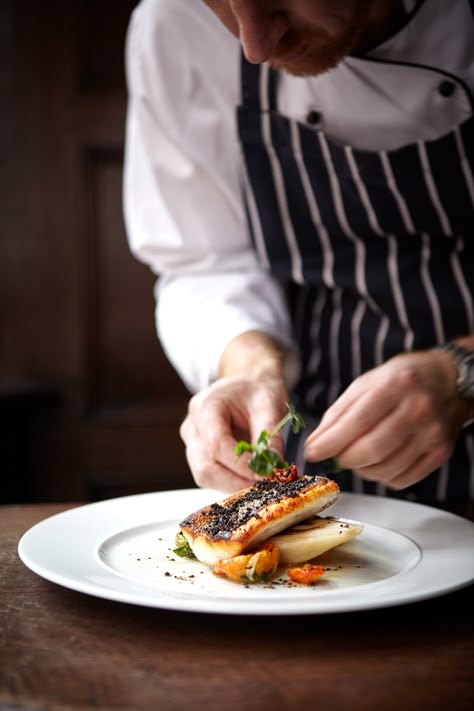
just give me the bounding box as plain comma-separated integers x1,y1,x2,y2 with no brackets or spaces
1,504,473,711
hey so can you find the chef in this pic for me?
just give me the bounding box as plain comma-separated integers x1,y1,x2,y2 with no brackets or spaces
123,0,474,506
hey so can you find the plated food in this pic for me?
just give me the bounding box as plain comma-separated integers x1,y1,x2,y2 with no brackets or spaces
177,466,363,585
271,514,364,564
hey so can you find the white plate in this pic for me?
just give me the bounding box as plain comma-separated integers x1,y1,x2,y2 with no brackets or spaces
18,489,474,615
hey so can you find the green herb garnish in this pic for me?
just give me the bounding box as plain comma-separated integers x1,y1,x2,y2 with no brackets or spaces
173,532,197,559
234,402,305,476
320,457,341,474
241,571,274,584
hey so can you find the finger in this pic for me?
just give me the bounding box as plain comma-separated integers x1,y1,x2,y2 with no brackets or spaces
219,393,287,463
334,400,430,470
336,393,457,478
309,370,387,436
336,386,458,471
304,396,396,462
182,416,255,492
350,432,423,482
366,442,453,491
193,459,255,493
185,397,249,473
338,431,413,473
307,358,432,446
184,417,266,492
246,398,288,457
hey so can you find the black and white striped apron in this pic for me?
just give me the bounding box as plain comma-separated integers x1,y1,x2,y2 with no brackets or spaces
237,28,474,507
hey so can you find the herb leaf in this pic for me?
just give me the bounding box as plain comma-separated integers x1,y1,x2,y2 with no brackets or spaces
241,570,274,584
320,457,342,474
234,440,255,457
248,448,286,476
173,532,197,559
234,403,305,476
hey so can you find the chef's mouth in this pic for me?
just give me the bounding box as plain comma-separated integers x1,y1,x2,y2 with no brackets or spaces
268,29,357,77
271,41,312,66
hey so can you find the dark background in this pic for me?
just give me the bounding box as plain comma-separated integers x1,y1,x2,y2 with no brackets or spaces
0,0,193,503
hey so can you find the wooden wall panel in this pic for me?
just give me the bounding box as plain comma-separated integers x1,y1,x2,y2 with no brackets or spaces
1,0,193,502
83,147,186,411
78,0,137,94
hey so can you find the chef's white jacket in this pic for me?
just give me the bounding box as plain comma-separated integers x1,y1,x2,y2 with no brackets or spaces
123,0,474,392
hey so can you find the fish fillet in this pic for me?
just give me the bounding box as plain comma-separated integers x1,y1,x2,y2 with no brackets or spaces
179,475,339,566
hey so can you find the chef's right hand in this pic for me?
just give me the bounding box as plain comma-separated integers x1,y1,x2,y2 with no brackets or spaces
180,372,289,493
179,330,291,493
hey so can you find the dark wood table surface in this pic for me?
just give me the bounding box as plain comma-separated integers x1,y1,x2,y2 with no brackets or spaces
1,503,473,711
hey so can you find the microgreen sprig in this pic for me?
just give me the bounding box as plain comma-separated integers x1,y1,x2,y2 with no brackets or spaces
234,403,305,476
173,532,197,559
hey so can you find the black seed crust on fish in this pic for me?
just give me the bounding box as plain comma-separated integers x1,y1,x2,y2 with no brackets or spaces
179,475,340,566
181,477,325,538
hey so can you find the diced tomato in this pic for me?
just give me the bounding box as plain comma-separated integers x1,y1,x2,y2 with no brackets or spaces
273,464,299,482
287,564,325,585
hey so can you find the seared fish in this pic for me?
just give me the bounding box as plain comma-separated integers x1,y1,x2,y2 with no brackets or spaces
179,475,339,566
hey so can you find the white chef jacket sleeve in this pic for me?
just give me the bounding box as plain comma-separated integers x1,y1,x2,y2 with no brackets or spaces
123,0,298,393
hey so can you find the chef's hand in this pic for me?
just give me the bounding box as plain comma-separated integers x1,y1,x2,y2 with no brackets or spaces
180,331,290,492
304,348,474,490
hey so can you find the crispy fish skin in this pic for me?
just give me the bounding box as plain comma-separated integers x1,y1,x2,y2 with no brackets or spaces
179,475,339,566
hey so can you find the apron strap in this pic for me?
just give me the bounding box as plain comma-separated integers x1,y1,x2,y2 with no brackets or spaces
240,54,278,112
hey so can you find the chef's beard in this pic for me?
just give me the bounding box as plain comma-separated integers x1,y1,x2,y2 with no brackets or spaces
268,8,372,77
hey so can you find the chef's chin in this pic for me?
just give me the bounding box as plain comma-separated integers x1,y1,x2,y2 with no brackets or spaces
269,45,348,77
269,56,341,77
269,32,358,77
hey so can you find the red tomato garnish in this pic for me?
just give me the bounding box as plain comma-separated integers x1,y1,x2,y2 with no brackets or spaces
288,564,326,586
273,464,299,482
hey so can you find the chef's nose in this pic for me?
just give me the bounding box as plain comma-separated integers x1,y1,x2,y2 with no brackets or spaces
229,1,289,63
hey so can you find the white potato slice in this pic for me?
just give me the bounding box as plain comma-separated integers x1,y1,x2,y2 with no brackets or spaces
269,516,363,564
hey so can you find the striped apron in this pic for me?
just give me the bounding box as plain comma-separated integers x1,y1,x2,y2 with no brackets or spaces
237,35,474,508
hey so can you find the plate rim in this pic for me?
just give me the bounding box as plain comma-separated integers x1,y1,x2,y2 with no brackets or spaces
18,489,474,615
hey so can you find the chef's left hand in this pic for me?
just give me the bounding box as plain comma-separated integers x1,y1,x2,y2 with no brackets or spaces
304,349,473,490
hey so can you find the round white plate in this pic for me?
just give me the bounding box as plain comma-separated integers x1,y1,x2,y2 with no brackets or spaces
18,489,474,615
